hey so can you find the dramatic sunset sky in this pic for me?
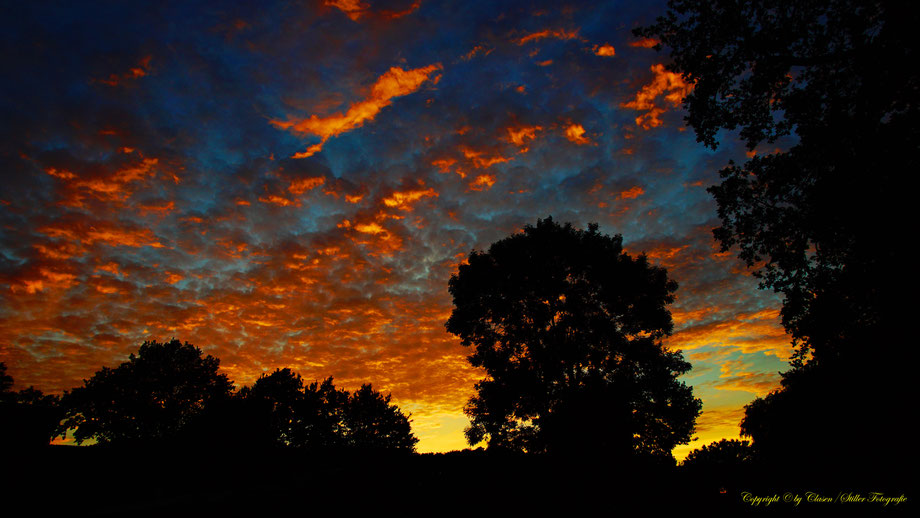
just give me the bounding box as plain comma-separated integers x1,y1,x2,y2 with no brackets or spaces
0,0,790,457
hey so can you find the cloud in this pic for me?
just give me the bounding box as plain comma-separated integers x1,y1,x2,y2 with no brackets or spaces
564,123,592,145
592,44,616,57
515,28,580,45
628,37,659,48
93,55,152,87
271,63,442,158
325,0,421,22
621,63,693,129
667,308,791,358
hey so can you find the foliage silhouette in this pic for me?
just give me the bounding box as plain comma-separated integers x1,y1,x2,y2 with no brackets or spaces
195,368,418,451
446,217,701,458
682,439,752,470
638,1,915,471
636,0,914,363
0,362,62,449
60,339,234,445
245,367,311,447
0,362,12,393
345,383,418,451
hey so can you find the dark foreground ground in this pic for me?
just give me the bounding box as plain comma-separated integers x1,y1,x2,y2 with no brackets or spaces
1,446,912,516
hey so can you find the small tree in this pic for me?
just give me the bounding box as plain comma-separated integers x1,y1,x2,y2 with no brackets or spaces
0,363,62,449
446,217,701,458
345,384,418,452
682,439,753,470
234,371,417,452
246,368,308,447
61,339,234,445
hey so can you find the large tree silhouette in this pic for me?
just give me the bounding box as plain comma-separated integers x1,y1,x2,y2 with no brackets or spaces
61,339,234,445
636,0,914,363
637,1,914,470
446,217,700,459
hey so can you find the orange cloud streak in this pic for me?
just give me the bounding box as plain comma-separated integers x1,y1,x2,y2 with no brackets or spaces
629,37,659,48
516,28,580,45
621,63,693,129
272,64,442,157
382,188,438,210
94,56,152,86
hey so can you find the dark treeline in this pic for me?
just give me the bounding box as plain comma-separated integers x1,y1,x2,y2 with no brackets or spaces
2,339,417,454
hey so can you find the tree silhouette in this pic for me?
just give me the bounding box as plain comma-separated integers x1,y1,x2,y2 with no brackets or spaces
245,368,309,447
0,363,62,449
636,0,914,363
682,439,752,470
223,370,417,451
0,363,12,393
446,217,701,458
345,383,418,451
637,1,915,471
60,339,234,445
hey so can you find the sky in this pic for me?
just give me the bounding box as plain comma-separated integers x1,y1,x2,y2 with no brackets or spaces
0,0,791,457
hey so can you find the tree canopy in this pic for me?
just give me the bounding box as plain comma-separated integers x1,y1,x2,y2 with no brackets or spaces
0,362,62,449
638,0,915,470
229,369,417,452
446,217,701,458
636,0,916,362
61,339,234,445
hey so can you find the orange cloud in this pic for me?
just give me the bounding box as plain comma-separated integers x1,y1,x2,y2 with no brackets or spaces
10,268,78,294
706,359,781,397
621,63,693,129
288,176,326,195
325,0,420,21
138,201,176,216
629,37,659,48
382,188,438,210
47,157,160,207
164,272,184,285
94,55,152,86
259,194,296,207
40,220,164,249
325,0,368,20
667,308,791,358
618,186,644,199
272,64,442,157
431,157,457,173
564,123,591,145
593,44,616,57
516,28,580,45
460,146,514,169
468,174,495,191
506,125,542,149
461,45,491,61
